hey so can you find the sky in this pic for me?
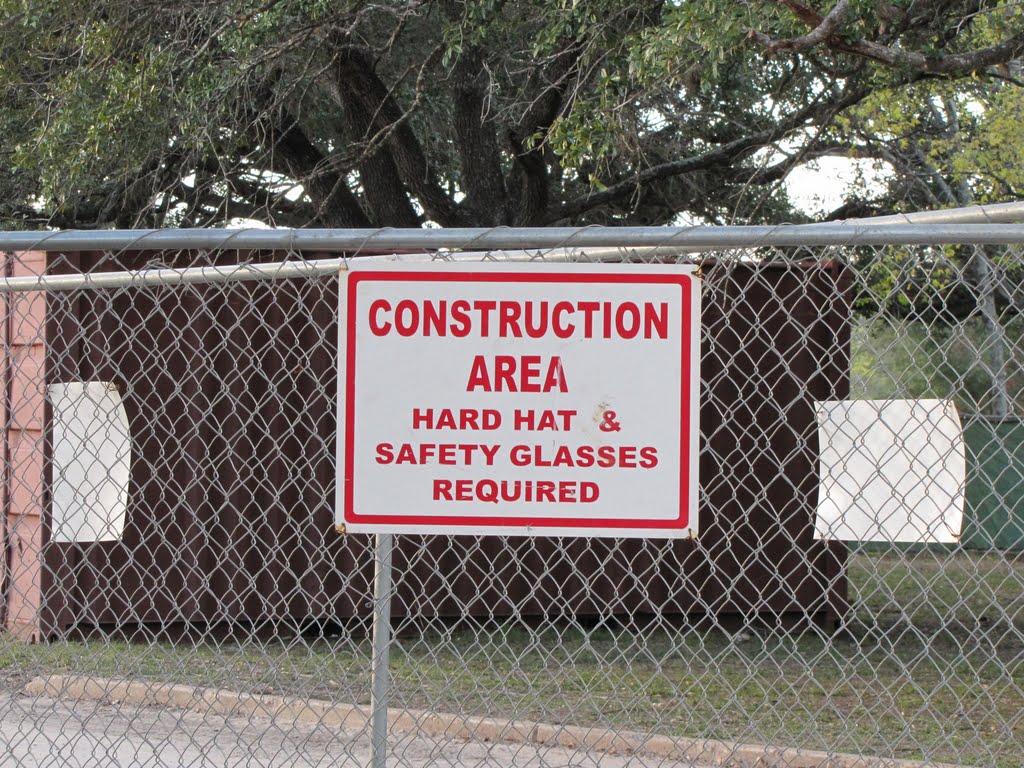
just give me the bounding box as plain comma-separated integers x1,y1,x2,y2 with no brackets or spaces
786,156,891,219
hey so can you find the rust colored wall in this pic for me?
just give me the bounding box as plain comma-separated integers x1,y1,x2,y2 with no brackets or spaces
2,251,48,641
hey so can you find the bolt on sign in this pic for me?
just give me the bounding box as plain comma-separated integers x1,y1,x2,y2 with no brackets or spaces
336,261,700,537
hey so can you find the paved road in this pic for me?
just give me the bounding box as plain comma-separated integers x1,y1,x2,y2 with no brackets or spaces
0,694,708,768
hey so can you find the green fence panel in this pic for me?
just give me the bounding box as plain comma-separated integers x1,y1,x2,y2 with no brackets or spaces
962,417,1024,551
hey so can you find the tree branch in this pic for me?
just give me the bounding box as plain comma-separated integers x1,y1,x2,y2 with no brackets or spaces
508,42,584,225
821,197,895,221
450,49,510,226
751,0,849,54
750,1,1024,76
837,30,1024,75
325,71,422,227
256,106,372,228
333,45,468,226
724,142,865,186
550,85,873,223
776,0,826,28
172,180,312,228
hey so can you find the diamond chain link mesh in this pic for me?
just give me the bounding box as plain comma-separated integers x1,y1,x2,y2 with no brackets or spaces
0,230,1021,767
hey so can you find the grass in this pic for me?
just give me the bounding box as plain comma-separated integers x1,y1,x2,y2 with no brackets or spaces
4,551,1024,766
849,317,1024,416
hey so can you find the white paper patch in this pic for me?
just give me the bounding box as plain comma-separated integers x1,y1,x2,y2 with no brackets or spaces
815,399,965,543
49,381,131,543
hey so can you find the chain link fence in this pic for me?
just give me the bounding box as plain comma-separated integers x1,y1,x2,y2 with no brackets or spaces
0,224,1022,767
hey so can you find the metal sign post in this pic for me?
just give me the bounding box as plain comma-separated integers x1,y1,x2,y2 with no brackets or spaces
338,260,702,768
368,532,394,768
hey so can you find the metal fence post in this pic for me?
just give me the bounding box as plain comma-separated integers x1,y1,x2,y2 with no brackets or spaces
369,532,395,768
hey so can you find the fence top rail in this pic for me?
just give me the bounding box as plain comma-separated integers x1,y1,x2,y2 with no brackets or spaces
0,223,1024,254
832,200,1024,225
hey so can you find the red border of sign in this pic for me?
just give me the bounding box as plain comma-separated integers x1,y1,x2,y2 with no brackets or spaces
340,268,696,534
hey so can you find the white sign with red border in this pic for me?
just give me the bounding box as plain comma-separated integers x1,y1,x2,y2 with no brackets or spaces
336,261,700,537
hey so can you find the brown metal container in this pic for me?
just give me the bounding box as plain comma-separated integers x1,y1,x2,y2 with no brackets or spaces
1,250,852,638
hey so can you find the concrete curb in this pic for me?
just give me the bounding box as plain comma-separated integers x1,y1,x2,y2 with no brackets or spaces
25,675,964,768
